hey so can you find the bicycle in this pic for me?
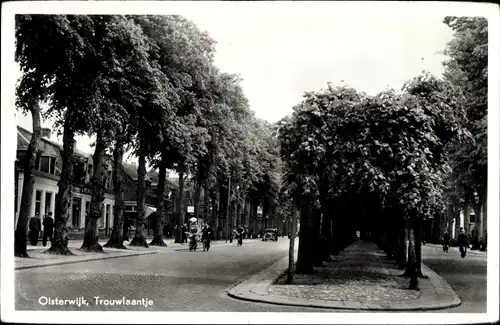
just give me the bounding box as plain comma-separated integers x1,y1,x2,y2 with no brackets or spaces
203,238,210,252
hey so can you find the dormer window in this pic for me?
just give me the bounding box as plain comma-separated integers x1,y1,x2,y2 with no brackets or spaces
37,155,59,175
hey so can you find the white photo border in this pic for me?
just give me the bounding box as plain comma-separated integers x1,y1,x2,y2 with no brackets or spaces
1,1,499,324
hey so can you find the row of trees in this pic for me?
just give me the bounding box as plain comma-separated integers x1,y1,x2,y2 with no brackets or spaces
277,16,487,289
14,15,281,257
441,17,488,247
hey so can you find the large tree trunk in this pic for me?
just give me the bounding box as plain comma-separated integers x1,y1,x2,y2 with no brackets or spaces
386,209,398,260
81,131,106,252
405,217,419,290
194,181,202,220
226,177,231,239
330,214,341,256
454,210,461,243
14,102,41,257
473,189,485,249
217,181,228,239
447,204,454,236
210,189,218,228
252,202,258,238
243,197,250,229
296,201,315,274
286,205,299,284
130,140,148,247
397,218,408,269
45,117,75,255
104,141,126,249
247,202,253,237
481,188,487,251
235,199,241,228
218,182,227,240
415,217,427,278
149,156,167,246
319,196,333,261
174,167,185,243
463,197,471,238
312,206,324,267
203,184,210,221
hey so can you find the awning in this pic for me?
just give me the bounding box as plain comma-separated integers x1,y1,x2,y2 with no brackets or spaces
145,206,157,218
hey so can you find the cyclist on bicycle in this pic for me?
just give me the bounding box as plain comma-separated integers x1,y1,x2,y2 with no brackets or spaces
235,225,245,246
201,224,212,251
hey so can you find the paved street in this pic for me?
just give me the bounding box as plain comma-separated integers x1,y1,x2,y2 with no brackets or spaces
422,245,487,313
16,240,333,312
15,239,487,312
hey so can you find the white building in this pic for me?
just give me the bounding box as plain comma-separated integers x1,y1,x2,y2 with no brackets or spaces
15,126,115,235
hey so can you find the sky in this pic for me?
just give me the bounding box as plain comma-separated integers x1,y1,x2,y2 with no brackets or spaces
12,3,456,157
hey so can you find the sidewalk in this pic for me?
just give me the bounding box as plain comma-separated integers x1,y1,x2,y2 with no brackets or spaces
15,238,261,270
425,243,487,256
227,240,461,311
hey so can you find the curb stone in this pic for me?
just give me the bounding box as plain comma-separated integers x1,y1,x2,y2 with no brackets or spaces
16,238,263,270
15,251,159,270
227,250,461,311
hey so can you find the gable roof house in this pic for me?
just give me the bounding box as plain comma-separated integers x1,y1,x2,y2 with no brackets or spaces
15,126,115,235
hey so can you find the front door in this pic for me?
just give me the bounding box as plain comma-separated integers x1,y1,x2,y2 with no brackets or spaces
72,197,82,228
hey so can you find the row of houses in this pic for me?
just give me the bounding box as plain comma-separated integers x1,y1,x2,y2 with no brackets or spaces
15,125,282,239
14,126,182,236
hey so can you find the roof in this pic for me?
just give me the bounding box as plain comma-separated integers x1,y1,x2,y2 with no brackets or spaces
17,128,31,150
122,162,153,182
17,125,91,159
147,169,178,189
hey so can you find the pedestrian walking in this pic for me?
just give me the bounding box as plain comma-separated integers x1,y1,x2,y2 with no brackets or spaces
123,217,131,242
182,223,188,243
42,212,54,246
29,213,42,246
457,227,468,258
442,230,450,253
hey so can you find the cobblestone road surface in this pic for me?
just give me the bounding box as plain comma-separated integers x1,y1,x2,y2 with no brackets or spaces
269,241,421,302
15,240,334,312
15,240,486,312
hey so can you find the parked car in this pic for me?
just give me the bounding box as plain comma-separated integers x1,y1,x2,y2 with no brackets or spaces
262,228,278,241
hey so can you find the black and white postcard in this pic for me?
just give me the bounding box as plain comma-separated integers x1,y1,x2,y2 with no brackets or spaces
1,1,498,324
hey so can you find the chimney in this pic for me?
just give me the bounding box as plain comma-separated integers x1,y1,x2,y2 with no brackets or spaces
41,128,51,139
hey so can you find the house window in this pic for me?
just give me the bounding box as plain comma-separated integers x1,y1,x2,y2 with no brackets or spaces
72,197,81,227
38,156,58,175
124,205,136,212
49,157,56,174
55,159,61,176
35,190,42,216
74,162,86,183
40,156,50,173
45,192,53,215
